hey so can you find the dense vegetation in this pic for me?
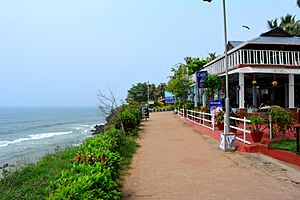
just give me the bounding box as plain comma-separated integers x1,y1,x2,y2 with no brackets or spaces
126,82,166,103
0,104,142,200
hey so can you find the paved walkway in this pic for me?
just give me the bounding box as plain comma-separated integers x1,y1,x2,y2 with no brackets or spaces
122,112,300,200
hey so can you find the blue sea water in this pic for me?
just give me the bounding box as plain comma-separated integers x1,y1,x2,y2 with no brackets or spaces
0,107,104,167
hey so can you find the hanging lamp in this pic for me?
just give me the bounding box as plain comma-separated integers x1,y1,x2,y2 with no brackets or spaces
272,75,277,87
252,74,257,85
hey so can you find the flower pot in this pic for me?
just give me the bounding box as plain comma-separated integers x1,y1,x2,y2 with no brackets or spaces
217,123,224,130
250,131,264,143
230,127,237,133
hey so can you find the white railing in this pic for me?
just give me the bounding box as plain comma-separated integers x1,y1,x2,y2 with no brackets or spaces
227,116,251,145
186,109,215,130
204,49,300,74
177,108,184,118
186,110,252,144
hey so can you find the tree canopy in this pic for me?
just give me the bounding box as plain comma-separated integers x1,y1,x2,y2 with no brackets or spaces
166,64,193,103
126,82,166,103
202,74,222,102
184,57,207,76
267,14,300,36
205,52,218,63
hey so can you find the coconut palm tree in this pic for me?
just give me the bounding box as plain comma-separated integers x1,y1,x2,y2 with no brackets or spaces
155,83,166,99
206,52,217,62
267,19,278,29
297,0,300,8
267,14,300,36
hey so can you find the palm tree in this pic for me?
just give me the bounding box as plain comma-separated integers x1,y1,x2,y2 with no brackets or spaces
155,83,166,99
267,19,278,29
267,14,300,36
297,0,300,8
206,52,217,62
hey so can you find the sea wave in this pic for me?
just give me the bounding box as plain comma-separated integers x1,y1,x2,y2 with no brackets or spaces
0,131,72,148
71,125,93,131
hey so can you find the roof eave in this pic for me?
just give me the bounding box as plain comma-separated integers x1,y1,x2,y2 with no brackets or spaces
203,40,300,69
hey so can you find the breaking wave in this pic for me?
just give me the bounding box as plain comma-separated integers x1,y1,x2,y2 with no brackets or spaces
0,131,72,148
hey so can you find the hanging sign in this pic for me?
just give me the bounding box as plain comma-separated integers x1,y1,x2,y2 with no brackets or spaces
196,71,208,88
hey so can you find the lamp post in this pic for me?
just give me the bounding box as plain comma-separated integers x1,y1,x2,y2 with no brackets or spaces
203,0,233,151
147,81,150,104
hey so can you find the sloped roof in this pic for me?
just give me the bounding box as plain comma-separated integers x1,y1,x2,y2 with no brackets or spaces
260,27,292,37
249,36,300,45
228,41,244,48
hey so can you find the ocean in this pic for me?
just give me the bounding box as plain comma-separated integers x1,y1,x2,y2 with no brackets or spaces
0,107,104,167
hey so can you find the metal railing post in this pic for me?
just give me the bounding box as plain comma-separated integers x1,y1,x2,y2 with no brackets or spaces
243,117,246,143
269,115,272,140
212,114,215,130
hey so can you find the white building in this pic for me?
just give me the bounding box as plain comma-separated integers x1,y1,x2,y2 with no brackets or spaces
200,28,300,118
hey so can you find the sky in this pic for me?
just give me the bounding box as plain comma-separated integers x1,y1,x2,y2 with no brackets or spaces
0,0,299,107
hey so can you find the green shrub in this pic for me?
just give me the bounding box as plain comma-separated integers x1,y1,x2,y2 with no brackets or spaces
184,102,194,110
268,107,293,135
153,100,164,107
49,128,127,199
106,105,141,134
48,103,142,199
120,109,138,133
174,100,183,109
48,163,120,200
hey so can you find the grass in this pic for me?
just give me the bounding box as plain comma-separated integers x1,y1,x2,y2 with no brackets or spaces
0,147,78,200
119,129,139,173
269,139,298,154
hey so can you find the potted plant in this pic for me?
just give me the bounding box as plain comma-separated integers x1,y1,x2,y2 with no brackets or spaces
215,111,224,130
248,115,267,142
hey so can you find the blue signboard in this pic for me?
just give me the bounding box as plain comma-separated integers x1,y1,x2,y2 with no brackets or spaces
196,71,208,88
165,97,175,103
164,91,175,103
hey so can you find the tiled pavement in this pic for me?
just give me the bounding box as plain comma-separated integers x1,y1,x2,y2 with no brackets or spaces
122,112,300,200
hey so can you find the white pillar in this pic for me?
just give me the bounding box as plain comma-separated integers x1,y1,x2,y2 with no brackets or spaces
239,73,245,108
194,85,198,108
289,74,295,108
203,89,207,107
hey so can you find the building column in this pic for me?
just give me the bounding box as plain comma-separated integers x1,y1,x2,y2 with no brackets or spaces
289,74,295,108
239,73,245,108
194,85,198,108
203,89,207,107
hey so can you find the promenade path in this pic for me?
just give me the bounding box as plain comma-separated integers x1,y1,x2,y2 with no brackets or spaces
122,112,300,200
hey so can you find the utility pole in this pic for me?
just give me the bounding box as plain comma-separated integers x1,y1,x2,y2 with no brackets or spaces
203,0,235,151
147,81,150,104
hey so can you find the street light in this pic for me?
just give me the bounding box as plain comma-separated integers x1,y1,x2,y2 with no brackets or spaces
147,81,150,104
203,0,233,151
